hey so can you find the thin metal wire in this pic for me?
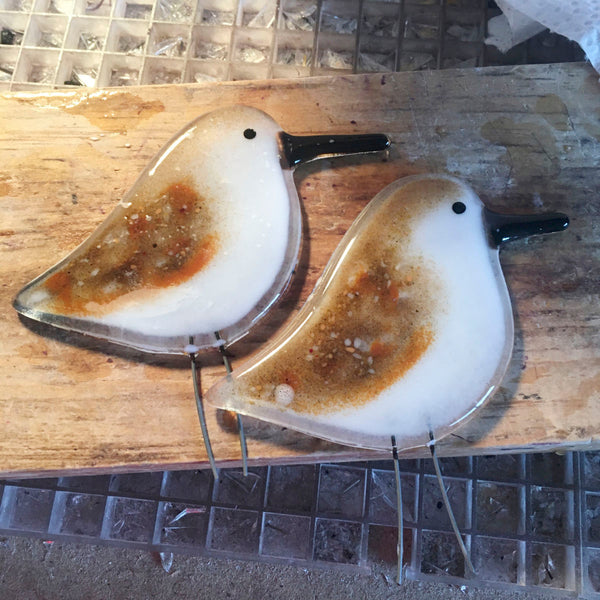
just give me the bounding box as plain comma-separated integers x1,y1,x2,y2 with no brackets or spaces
189,348,219,479
215,331,248,477
85,0,108,12
391,435,404,585
428,431,476,577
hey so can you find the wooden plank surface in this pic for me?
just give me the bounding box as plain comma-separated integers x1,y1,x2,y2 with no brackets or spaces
0,62,599,477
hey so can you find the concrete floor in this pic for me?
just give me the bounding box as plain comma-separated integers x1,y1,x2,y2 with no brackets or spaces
0,536,552,600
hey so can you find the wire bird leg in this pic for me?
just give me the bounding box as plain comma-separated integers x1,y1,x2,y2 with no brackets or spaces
391,435,405,585
189,343,218,479
428,431,476,577
215,332,248,477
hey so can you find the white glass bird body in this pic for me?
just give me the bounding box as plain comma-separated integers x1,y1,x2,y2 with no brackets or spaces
206,174,568,450
13,105,388,354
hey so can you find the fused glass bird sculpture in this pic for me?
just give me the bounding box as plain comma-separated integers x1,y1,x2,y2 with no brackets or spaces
13,105,389,355
206,174,569,451
13,104,389,475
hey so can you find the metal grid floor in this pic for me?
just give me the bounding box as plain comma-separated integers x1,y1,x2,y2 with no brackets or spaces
2,451,600,597
0,0,584,91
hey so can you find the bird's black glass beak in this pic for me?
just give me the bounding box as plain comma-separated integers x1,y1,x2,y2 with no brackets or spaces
278,131,390,168
484,207,569,246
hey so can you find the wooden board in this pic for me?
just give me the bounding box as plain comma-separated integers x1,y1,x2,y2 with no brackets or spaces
0,62,599,477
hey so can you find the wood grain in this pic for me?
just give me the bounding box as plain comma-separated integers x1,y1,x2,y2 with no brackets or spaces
0,62,598,477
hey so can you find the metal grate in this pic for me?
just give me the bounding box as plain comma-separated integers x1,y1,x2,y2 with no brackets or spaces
0,0,584,91
2,451,600,596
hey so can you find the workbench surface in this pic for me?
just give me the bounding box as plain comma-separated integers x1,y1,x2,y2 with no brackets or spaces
1,62,598,477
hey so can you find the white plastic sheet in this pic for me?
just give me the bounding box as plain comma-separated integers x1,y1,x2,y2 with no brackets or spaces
486,0,600,72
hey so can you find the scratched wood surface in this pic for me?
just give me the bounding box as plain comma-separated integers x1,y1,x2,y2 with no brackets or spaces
0,62,598,477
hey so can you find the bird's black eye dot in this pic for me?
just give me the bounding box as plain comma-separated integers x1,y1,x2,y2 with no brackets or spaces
452,201,466,214
243,128,256,140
